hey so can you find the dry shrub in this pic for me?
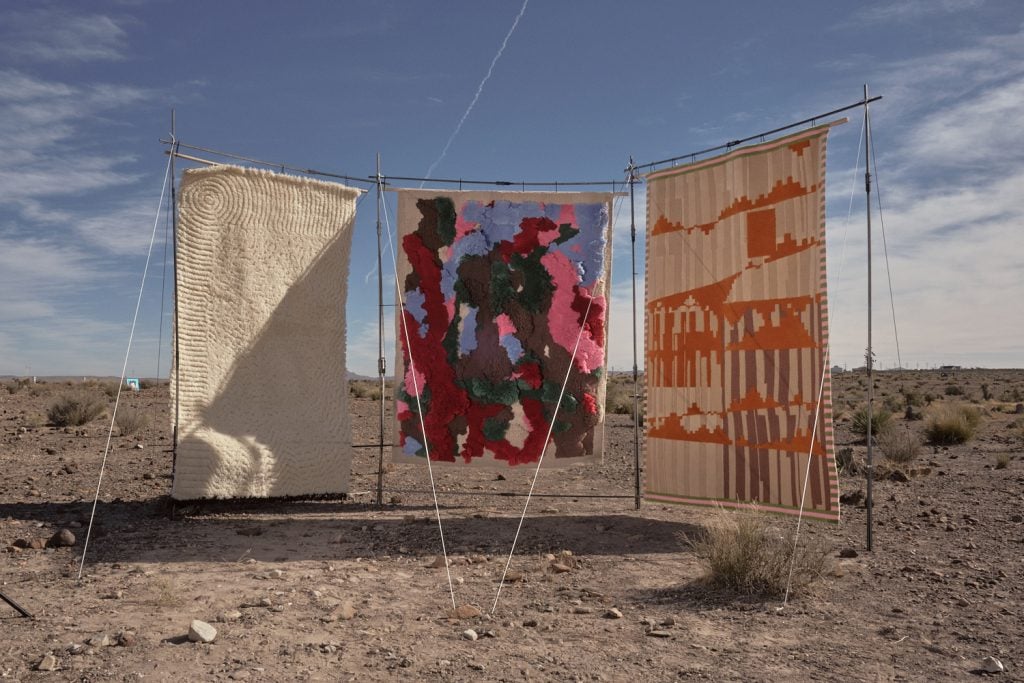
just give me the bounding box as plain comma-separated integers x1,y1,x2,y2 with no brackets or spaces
47,394,106,427
116,407,149,436
994,453,1010,470
350,380,383,400
876,426,921,464
851,404,892,438
835,447,858,474
688,507,830,597
924,403,981,445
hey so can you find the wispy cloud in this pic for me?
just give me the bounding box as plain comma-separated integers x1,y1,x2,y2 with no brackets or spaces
822,27,1024,368
843,0,985,27
0,9,129,63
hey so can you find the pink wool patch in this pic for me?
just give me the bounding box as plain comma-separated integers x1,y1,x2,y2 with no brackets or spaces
540,251,605,374
495,313,517,337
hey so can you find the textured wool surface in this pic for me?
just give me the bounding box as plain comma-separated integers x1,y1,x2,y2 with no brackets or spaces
644,125,840,520
393,190,613,468
171,165,359,499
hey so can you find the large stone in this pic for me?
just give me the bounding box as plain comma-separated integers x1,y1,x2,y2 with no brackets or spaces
449,604,482,620
47,529,76,548
187,620,217,644
982,656,1004,674
36,654,59,671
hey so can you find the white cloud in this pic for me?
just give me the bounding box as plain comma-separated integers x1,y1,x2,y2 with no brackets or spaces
845,0,985,27
0,9,129,63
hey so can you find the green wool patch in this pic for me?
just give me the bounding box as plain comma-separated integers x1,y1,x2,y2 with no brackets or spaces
462,377,520,405
553,419,572,434
554,223,578,245
435,197,457,247
490,260,515,315
509,253,553,313
442,309,461,365
483,415,510,441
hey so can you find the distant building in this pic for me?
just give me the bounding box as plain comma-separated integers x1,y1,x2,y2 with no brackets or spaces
939,365,961,371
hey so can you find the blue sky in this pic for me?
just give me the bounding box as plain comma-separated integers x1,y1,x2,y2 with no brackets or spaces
1,0,1021,377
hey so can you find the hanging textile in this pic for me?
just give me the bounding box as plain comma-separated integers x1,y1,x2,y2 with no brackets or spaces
393,190,613,467
644,125,840,520
171,165,359,499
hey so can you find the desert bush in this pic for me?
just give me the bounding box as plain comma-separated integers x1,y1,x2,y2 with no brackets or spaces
924,403,981,445
876,427,921,464
115,407,149,436
900,387,923,408
4,380,24,394
980,383,992,401
850,405,892,438
48,394,106,427
688,508,830,597
350,380,383,400
944,384,963,396
994,453,1010,469
605,380,635,416
835,447,857,474
882,394,903,413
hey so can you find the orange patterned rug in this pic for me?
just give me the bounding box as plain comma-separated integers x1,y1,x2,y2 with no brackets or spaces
643,125,840,520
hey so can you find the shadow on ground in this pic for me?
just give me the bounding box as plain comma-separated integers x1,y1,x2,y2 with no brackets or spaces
0,498,699,565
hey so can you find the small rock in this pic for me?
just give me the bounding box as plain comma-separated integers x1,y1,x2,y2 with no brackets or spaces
12,538,30,549
981,656,1004,673
337,600,356,620
888,469,909,483
839,548,859,558
462,629,478,641
449,604,482,620
469,662,485,671
117,632,136,647
143,473,155,480
605,608,623,619
187,620,217,644
1010,514,1023,523
646,630,672,638
504,570,525,583
47,529,76,548
134,443,145,449
427,556,449,568
267,569,284,579
218,610,242,623
36,654,59,671
257,597,272,607
86,634,110,648
572,606,594,614
28,538,45,550
523,619,539,627
550,562,572,573
661,615,677,627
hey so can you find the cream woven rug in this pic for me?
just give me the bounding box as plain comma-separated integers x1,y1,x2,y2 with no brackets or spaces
171,165,359,499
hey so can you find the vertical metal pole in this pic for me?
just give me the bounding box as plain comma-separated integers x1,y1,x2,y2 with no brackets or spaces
863,85,874,552
170,109,181,466
376,155,386,508
628,159,641,510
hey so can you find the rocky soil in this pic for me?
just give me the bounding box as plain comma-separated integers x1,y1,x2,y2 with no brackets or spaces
1,369,1022,681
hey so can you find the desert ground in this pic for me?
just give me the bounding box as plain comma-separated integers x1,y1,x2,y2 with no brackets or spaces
1,369,1022,681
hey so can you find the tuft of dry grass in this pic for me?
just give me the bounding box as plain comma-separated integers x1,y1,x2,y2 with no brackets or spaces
851,404,892,438
47,394,106,427
876,426,921,464
687,507,830,598
115,407,149,436
924,403,981,445
994,453,1010,470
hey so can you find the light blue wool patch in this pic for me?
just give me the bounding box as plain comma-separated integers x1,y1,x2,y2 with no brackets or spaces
459,306,479,355
552,202,608,288
403,436,423,456
500,333,524,363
